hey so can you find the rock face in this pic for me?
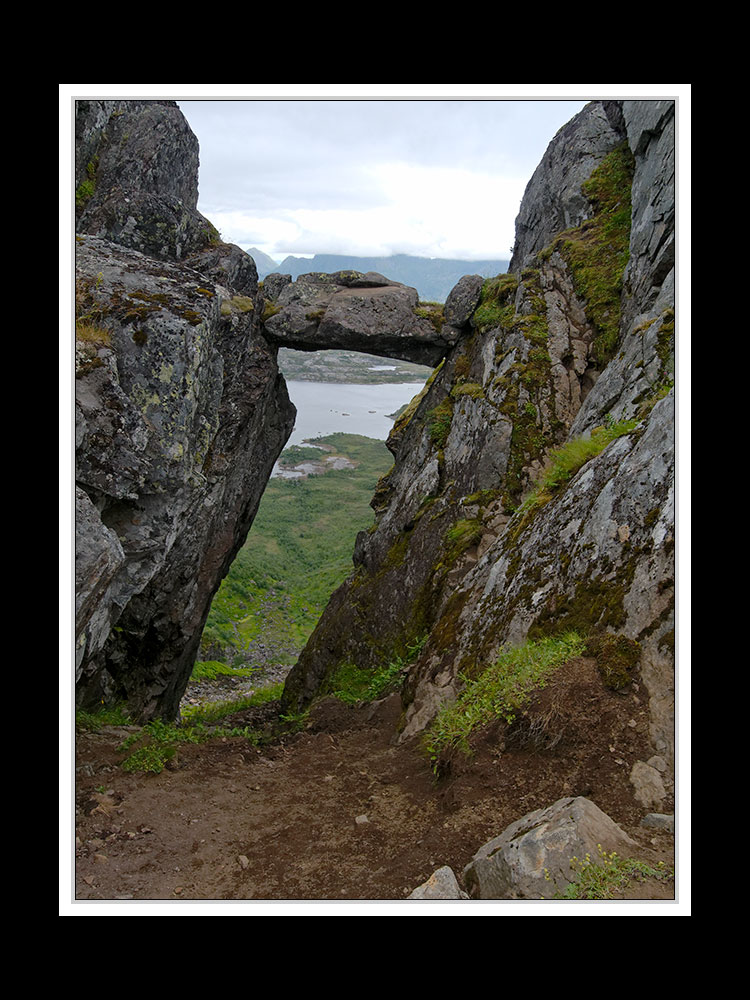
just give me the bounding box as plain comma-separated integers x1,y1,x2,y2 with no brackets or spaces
75,99,217,261
281,99,676,799
74,100,298,719
74,230,295,719
74,95,676,775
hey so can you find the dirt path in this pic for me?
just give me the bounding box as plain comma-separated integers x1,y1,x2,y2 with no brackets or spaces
70,664,678,912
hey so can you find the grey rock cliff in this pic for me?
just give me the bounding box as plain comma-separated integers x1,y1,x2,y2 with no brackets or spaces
281,99,676,800
74,96,676,765
510,101,627,269
75,99,217,261
74,232,295,719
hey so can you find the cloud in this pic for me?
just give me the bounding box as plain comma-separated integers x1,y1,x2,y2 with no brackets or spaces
179,98,590,260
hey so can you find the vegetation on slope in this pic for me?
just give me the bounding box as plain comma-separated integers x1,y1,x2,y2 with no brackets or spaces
422,632,587,771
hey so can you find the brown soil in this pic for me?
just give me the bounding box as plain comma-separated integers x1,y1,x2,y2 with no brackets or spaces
70,658,677,911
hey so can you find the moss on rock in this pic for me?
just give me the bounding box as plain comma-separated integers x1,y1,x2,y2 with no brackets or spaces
585,632,641,690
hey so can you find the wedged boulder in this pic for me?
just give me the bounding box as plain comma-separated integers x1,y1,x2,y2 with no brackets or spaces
463,796,638,900
441,273,484,336
263,270,457,365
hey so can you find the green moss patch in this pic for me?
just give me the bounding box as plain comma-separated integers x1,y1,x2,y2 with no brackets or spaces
426,397,454,448
585,633,641,690
443,518,483,563
472,274,519,332
543,142,635,366
515,417,640,530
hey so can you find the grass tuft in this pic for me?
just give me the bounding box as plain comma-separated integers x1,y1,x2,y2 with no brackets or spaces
518,417,640,522
326,636,428,704
546,845,675,899
422,632,586,771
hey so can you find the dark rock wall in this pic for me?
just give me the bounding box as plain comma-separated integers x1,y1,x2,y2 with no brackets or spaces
75,100,216,261
74,102,296,720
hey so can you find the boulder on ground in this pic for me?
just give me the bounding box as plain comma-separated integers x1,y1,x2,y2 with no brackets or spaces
463,796,637,900
407,866,467,900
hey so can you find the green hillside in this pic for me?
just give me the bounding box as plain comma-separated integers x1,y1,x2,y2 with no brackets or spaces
199,433,393,674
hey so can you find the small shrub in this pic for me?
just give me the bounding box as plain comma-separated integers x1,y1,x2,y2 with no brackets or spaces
121,742,177,773
450,382,484,400
118,684,286,771
75,320,112,347
75,704,132,731
221,295,255,315
545,142,635,365
180,682,285,727
416,301,444,332
472,274,519,331
190,660,256,682
327,636,427,704
443,518,483,562
586,633,640,690
261,301,282,322
118,719,193,774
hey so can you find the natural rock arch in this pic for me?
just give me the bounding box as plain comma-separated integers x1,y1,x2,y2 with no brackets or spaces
74,94,675,814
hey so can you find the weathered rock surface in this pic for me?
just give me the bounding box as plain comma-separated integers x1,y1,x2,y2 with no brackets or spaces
281,99,676,807
74,96,676,774
75,99,217,261
74,99,300,719
510,100,628,270
263,270,456,365
407,866,467,900
74,233,295,719
463,796,638,900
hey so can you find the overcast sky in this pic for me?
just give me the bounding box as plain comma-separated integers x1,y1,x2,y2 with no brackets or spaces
61,85,687,265
177,96,589,262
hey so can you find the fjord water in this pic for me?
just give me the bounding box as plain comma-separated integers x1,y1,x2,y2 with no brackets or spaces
283,380,426,448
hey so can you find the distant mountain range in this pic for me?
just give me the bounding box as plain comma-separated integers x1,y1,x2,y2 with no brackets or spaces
247,250,509,303
247,247,282,278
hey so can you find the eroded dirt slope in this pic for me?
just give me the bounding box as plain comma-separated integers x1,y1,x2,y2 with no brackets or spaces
71,659,677,911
